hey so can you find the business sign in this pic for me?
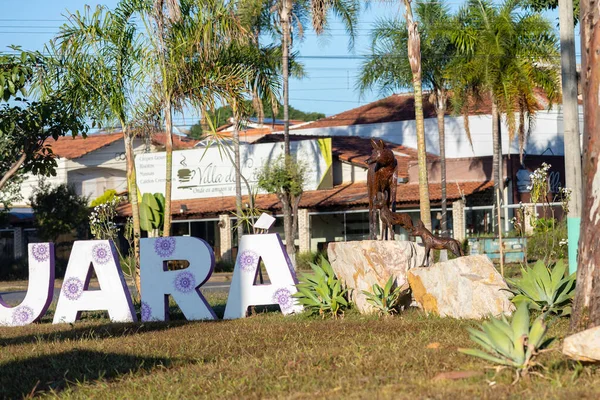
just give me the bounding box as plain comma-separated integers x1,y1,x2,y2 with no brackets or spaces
0,235,302,326
135,138,332,200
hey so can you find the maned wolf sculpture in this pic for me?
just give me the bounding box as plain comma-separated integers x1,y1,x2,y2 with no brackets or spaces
411,220,464,267
373,192,413,239
366,139,398,240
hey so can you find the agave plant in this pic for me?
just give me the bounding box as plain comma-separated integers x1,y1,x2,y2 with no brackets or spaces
505,260,575,316
293,257,349,318
459,304,553,382
361,276,403,316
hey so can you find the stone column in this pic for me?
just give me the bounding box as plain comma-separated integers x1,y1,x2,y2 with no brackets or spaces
452,199,465,242
298,208,311,253
13,227,24,259
218,214,233,263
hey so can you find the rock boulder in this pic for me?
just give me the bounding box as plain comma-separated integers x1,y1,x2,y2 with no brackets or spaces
327,240,425,313
407,255,514,319
563,326,600,362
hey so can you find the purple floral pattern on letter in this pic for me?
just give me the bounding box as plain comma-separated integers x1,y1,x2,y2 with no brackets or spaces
239,250,259,272
12,305,34,326
141,301,152,321
63,277,84,301
173,271,196,293
273,288,294,311
32,243,50,263
92,243,111,265
155,237,176,258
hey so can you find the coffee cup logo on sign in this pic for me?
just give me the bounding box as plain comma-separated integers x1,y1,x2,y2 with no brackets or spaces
177,168,196,183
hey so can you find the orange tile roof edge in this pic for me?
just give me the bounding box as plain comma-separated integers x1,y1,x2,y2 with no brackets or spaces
117,180,493,219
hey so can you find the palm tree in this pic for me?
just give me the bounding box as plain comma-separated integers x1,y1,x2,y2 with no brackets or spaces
142,0,252,236
239,0,358,262
358,0,454,235
42,2,147,293
221,43,286,241
448,0,560,233
399,0,433,231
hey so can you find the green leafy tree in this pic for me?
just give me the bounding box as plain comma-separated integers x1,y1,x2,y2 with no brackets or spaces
0,47,39,102
358,0,453,234
0,99,88,192
523,0,579,23
448,0,560,233
187,122,205,140
30,181,89,242
257,156,306,262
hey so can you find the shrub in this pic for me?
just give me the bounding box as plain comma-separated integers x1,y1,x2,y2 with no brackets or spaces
527,220,567,262
459,303,553,382
215,260,234,273
505,260,575,316
293,256,349,318
90,189,118,208
295,251,323,270
29,181,89,241
361,276,403,316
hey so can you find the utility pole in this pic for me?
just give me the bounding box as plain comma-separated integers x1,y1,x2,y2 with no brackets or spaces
558,0,583,274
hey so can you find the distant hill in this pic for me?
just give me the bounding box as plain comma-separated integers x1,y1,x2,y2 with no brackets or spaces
187,101,326,139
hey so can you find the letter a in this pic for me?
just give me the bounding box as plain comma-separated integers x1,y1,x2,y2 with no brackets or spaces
0,243,55,326
140,236,216,321
224,233,302,319
53,240,136,324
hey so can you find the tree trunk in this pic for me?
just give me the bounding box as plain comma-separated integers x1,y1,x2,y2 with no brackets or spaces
570,0,600,331
404,0,432,231
123,129,142,296
163,97,173,236
436,90,447,236
233,114,244,240
558,0,583,275
290,192,302,270
281,0,291,157
491,96,504,234
280,192,295,262
0,153,27,192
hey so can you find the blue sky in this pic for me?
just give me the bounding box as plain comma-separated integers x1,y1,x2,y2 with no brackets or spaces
1,1,574,125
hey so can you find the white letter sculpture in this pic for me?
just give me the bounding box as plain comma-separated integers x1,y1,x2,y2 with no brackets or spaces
0,243,55,326
224,233,302,319
140,236,216,321
53,240,136,324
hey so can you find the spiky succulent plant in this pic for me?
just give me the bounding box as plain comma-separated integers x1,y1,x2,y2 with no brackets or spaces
361,276,404,316
459,304,554,380
506,260,575,316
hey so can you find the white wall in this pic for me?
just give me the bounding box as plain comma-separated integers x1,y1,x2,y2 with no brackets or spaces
291,105,584,158
18,138,148,205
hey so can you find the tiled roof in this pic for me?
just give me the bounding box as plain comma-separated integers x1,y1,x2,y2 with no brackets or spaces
299,90,550,130
45,132,123,159
117,180,493,219
255,134,438,179
151,133,198,149
46,132,198,159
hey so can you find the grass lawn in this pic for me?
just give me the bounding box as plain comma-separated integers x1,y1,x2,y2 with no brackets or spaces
1,292,598,399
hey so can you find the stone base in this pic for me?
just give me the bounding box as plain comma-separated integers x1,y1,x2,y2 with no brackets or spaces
407,255,515,319
327,240,425,314
563,326,600,362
